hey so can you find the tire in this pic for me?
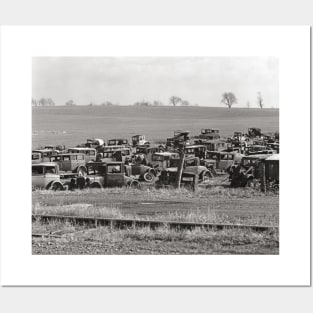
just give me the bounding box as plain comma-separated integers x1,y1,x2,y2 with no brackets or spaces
76,176,86,189
90,182,102,188
50,181,64,191
128,180,141,189
201,171,211,183
77,166,87,177
143,171,155,183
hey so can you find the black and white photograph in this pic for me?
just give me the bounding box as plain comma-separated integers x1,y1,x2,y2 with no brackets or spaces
1,25,310,288
31,56,279,255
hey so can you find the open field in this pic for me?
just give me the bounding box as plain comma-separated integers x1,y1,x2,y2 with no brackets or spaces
32,106,279,148
32,186,279,254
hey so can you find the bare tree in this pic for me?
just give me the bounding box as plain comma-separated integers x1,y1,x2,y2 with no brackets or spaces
221,92,237,109
169,96,182,107
257,92,264,109
246,101,250,108
181,100,190,106
65,99,76,106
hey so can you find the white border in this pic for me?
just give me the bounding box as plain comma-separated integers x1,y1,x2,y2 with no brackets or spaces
0,26,310,286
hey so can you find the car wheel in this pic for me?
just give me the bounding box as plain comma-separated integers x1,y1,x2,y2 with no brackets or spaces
129,180,141,189
201,171,211,183
90,182,102,188
50,182,64,191
77,166,87,177
143,171,154,182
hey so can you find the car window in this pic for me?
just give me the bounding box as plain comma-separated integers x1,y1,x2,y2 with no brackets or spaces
32,166,44,175
63,156,70,161
71,155,77,160
152,155,163,161
32,154,40,160
186,159,197,166
77,154,84,160
45,167,56,174
107,165,121,173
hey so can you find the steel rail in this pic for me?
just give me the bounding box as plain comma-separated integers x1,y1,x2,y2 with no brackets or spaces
32,214,278,232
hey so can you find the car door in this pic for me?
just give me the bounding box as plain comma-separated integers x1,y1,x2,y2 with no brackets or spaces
32,165,45,188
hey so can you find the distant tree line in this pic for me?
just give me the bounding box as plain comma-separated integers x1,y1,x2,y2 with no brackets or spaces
32,97,55,107
133,97,199,107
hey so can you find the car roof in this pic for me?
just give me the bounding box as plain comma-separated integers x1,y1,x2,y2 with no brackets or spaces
69,147,96,151
53,153,85,156
243,154,270,160
154,152,178,156
265,154,279,161
185,145,206,149
32,162,58,167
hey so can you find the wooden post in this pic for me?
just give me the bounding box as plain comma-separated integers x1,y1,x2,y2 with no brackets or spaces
260,162,266,192
175,151,185,189
192,174,199,192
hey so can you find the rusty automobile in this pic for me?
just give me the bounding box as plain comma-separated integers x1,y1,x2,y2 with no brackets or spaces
85,161,141,188
203,151,244,174
49,153,88,176
131,135,149,147
247,128,262,138
32,162,64,190
32,149,59,162
126,164,158,182
198,128,221,140
150,152,180,172
107,138,130,147
67,147,97,163
134,146,160,165
229,154,269,188
156,156,211,188
166,130,190,149
96,148,132,164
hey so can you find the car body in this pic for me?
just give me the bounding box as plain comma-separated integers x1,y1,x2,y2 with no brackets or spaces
132,135,149,147
96,148,132,163
150,152,179,171
32,149,59,162
166,130,190,149
32,152,42,164
230,154,270,187
67,147,97,162
248,128,262,138
86,138,105,149
32,162,63,190
134,146,160,164
184,145,206,159
126,164,158,182
49,153,87,175
204,151,243,172
157,156,211,187
194,139,227,152
198,128,221,140
86,161,140,188
264,154,279,184
107,138,130,147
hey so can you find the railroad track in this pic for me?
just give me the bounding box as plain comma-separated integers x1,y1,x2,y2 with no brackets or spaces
32,214,278,233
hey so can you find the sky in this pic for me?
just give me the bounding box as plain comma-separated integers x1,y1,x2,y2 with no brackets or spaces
32,57,279,108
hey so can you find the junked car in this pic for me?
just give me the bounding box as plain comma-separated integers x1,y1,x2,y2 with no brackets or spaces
32,163,64,190
86,161,140,188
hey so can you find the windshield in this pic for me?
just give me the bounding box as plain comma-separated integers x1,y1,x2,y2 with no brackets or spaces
107,164,122,173
152,155,164,161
